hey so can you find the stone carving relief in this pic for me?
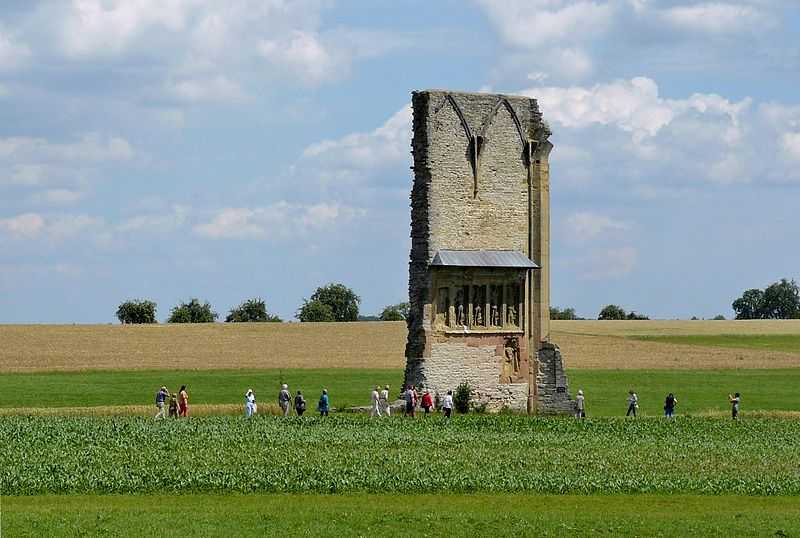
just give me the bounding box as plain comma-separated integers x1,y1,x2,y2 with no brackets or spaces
501,337,522,383
434,275,524,333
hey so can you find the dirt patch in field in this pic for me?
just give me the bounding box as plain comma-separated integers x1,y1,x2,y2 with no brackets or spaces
2,321,799,372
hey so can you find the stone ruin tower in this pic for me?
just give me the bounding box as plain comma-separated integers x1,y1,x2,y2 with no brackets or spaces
404,90,573,414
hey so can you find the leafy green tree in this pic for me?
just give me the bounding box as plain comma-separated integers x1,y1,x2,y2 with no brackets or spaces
225,298,282,323
732,288,765,320
713,314,726,320
168,299,218,323
116,300,157,324
380,302,409,321
598,304,626,320
454,382,472,414
550,306,578,320
761,279,800,319
299,283,360,322
626,311,649,320
297,300,335,322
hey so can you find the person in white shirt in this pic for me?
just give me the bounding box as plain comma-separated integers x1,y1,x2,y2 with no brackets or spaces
245,389,257,417
575,389,585,418
379,385,391,417
370,385,382,417
626,390,638,417
442,389,454,419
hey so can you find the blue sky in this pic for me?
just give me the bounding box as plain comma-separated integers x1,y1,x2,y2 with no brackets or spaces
1,0,799,323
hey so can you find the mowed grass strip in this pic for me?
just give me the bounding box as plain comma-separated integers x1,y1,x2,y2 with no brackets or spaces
631,334,800,353
0,368,403,410
3,416,800,495
1,367,798,416
5,494,800,537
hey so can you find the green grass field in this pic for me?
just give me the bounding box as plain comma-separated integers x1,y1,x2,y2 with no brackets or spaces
5,494,800,537
0,368,403,410
2,367,798,416
632,334,800,353
567,368,800,416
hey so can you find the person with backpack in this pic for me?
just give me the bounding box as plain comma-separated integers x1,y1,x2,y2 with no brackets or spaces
729,392,741,419
626,390,639,417
154,386,170,419
294,390,307,416
421,389,434,415
318,389,330,417
278,384,291,416
664,393,677,418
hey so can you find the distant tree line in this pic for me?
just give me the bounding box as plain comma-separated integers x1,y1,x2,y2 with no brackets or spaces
598,304,649,320
550,306,583,320
732,278,800,320
116,283,409,324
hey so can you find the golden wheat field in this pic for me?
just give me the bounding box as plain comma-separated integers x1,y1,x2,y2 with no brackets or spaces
1,320,799,372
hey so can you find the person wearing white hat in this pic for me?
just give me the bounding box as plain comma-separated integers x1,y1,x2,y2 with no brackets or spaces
575,389,585,419
370,385,382,417
154,386,169,419
245,389,257,417
379,385,391,417
278,383,291,416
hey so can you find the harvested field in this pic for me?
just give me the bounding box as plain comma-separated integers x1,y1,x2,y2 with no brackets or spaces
554,333,800,369
0,322,406,372
552,319,800,337
1,320,799,373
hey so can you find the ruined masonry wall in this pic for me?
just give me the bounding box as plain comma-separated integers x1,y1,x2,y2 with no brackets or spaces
406,89,572,414
422,342,529,412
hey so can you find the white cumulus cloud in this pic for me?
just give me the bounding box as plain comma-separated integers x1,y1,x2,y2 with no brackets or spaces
194,202,365,240
661,3,770,34
565,212,630,244
302,105,411,173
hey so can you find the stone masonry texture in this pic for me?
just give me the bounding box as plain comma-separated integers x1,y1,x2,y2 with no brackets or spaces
405,89,572,414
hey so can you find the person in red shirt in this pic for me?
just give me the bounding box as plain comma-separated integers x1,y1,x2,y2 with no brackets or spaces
421,389,434,415
178,385,189,417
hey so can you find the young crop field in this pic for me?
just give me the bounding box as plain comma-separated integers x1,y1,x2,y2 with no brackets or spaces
5,493,800,537
3,415,800,496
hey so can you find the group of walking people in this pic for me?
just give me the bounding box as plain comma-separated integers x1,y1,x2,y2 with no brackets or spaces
276,384,329,417
156,383,743,420
244,384,331,417
154,386,189,419
573,388,742,419
395,385,454,418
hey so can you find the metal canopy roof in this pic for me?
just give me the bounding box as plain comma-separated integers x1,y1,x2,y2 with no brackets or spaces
431,250,538,269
